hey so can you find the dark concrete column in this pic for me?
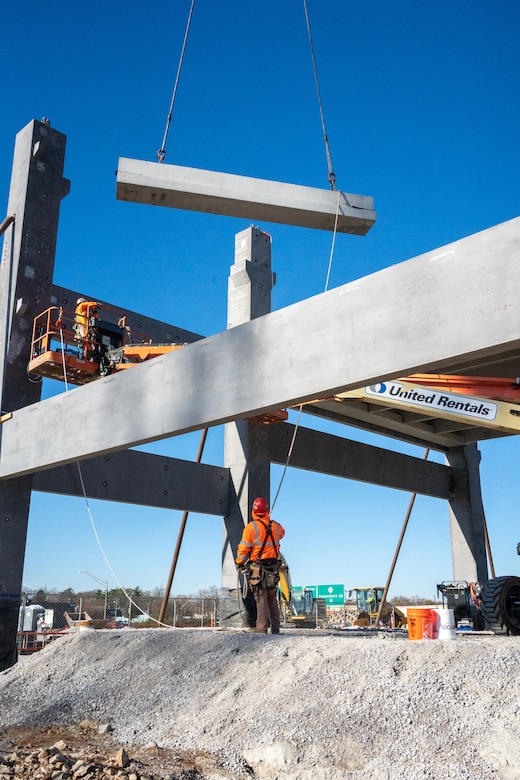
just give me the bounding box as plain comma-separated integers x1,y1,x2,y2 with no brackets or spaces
446,443,489,585
0,119,69,669
221,227,274,627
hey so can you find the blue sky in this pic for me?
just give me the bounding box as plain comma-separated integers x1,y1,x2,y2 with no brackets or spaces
2,1,520,601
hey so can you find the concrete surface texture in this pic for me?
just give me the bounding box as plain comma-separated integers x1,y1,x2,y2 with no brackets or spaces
1,628,519,780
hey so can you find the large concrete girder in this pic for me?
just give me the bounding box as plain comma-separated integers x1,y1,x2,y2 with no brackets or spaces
116,158,376,235
2,215,520,477
268,424,452,499
32,451,229,515
2,215,520,480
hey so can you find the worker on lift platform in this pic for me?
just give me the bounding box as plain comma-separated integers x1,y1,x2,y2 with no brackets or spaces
73,297,101,360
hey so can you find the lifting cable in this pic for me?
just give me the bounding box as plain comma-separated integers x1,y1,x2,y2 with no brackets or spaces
303,0,336,190
157,0,196,163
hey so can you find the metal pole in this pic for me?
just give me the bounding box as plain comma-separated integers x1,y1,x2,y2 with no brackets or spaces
158,429,208,624
483,513,496,579
0,214,15,238
375,448,430,627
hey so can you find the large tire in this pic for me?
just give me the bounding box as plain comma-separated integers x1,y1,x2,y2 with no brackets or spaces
481,576,520,635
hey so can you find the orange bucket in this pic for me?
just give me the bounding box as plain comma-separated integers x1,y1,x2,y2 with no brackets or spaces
407,607,434,640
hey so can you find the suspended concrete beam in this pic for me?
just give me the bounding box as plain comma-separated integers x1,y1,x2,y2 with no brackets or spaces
268,424,452,499
2,216,520,479
116,158,376,236
32,450,229,515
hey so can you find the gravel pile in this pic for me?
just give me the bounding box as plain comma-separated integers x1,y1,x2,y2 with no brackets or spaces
1,627,519,779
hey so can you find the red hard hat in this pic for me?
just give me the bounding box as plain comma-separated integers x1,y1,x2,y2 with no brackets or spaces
252,497,269,515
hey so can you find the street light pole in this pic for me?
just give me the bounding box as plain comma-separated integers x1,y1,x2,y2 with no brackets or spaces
79,571,108,621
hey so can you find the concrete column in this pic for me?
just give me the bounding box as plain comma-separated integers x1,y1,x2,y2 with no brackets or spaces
0,119,69,670
221,227,274,627
446,443,489,585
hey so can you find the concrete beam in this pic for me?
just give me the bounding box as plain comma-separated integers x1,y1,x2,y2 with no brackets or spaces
32,450,229,515
116,158,376,236
268,424,452,499
2,216,520,479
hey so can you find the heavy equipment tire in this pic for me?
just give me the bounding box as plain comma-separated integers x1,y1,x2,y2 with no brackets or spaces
480,576,520,635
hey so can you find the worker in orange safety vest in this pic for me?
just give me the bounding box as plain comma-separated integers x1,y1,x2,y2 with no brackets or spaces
236,497,285,634
73,297,101,359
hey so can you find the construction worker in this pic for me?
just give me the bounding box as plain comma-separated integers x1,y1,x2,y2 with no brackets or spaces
236,497,285,634
73,297,100,359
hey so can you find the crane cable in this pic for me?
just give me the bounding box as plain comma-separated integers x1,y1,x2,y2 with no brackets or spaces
157,0,196,163
303,0,336,190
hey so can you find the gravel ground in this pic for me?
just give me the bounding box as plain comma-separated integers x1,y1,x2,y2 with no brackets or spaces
1,627,519,779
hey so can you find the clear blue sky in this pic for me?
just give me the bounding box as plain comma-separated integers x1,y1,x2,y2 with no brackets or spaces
2,1,520,601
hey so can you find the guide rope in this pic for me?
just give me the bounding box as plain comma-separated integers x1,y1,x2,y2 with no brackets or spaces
57,324,173,627
271,178,342,509
157,0,196,163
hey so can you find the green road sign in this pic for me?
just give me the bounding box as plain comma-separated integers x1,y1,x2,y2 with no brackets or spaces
317,584,345,605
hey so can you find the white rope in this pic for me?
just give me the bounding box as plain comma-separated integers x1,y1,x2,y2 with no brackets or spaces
271,404,303,511
324,189,342,292
58,322,174,627
271,189,341,509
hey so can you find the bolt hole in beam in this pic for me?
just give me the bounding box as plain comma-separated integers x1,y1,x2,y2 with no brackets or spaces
116,159,376,235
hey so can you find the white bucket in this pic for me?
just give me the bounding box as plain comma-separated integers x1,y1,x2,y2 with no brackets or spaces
432,608,457,640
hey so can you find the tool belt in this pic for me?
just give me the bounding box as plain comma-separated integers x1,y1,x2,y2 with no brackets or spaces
249,558,280,590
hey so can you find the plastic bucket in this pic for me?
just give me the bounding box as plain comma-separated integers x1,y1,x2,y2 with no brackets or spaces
432,608,457,640
407,608,434,640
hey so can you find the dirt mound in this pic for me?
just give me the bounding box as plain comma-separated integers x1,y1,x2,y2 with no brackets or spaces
1,628,519,779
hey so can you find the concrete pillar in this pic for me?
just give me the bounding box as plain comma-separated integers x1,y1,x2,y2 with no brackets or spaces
220,227,274,627
0,119,69,670
446,443,489,585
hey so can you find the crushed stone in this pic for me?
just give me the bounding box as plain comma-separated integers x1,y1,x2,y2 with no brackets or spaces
1,627,519,779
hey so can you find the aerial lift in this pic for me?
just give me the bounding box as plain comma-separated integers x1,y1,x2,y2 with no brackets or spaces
28,303,185,385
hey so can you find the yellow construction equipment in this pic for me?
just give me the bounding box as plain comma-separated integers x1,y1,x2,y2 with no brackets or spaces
345,587,405,628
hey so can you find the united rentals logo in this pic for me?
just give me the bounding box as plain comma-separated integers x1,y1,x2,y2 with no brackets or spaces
365,382,498,421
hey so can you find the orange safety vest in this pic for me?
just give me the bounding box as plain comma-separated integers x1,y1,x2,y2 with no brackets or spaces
236,511,285,566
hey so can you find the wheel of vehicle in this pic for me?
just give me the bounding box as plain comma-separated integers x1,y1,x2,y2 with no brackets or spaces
480,576,520,635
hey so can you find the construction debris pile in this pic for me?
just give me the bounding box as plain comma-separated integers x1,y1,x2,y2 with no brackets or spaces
1,628,519,780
